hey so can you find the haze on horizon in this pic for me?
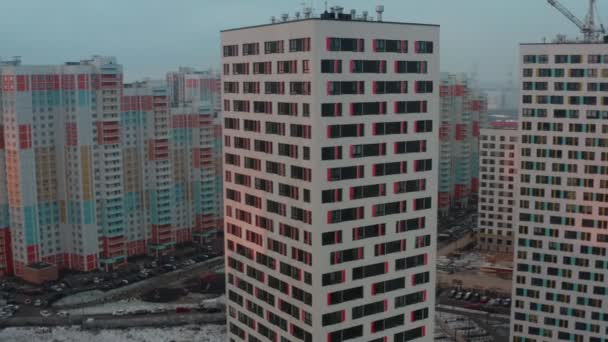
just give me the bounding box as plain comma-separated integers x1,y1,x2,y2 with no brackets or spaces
0,0,601,84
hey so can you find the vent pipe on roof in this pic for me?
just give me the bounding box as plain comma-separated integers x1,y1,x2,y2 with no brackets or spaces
362,10,368,20
281,13,289,22
271,16,276,23
350,9,356,18
335,6,344,15
295,11,301,19
376,5,384,21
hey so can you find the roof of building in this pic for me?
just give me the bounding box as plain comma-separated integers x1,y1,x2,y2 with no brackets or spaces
27,262,55,270
221,17,439,33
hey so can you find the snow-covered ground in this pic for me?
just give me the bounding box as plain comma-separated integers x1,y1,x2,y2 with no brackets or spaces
0,324,226,342
64,295,224,315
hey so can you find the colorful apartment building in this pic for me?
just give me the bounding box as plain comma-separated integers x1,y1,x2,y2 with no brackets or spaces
0,57,223,279
438,73,488,217
0,56,124,275
167,68,223,241
222,11,438,342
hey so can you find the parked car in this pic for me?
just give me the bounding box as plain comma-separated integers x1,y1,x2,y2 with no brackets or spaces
463,292,472,301
57,311,69,317
448,289,457,298
39,310,52,317
502,298,512,307
112,310,126,316
480,296,489,304
34,299,42,307
471,293,481,302
454,292,464,300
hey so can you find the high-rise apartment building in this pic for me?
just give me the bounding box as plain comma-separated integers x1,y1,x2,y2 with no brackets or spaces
0,57,223,279
0,56,124,275
438,73,488,217
222,11,438,342
166,68,224,242
511,43,608,341
477,127,517,254
121,81,175,257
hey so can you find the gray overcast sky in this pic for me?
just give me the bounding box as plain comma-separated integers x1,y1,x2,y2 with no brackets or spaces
0,0,601,83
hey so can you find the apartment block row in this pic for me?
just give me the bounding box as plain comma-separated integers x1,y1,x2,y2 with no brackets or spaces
0,57,222,280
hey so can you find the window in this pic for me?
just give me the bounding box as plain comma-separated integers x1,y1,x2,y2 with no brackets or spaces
322,146,342,160
328,81,364,95
395,61,427,73
253,101,272,114
265,40,284,54
350,60,386,73
415,81,433,93
373,200,407,217
374,81,407,94
322,103,342,117
253,62,272,74
374,161,407,176
328,165,364,181
374,39,406,53
242,42,259,56
351,101,386,115
351,184,385,199
277,60,297,74
327,124,364,138
290,81,311,95
327,37,364,52
395,140,426,154
321,59,342,73
265,82,284,94
395,101,427,114
374,121,407,135
350,143,386,158
278,102,298,116
232,63,249,75
328,207,364,224
243,82,259,94
414,41,433,53
289,37,311,52
223,44,238,57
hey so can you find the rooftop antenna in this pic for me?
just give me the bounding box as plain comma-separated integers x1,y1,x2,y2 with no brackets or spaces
546,0,606,42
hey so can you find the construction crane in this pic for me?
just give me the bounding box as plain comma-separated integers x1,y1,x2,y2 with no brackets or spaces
547,0,606,42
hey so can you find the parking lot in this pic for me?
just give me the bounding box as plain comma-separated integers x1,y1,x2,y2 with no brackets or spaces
438,287,511,316
0,244,223,321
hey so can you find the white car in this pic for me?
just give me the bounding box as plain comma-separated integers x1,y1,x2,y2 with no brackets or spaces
112,309,126,316
39,310,52,317
33,299,42,307
57,311,69,317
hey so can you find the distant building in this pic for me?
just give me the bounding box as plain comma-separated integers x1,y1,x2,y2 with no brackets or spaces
438,73,489,217
0,57,223,280
477,127,517,254
222,11,438,342
166,68,223,243
0,56,125,275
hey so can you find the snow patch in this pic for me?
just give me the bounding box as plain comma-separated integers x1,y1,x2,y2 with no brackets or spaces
0,324,226,342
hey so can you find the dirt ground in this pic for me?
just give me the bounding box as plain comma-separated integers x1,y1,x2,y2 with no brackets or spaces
438,235,513,293
438,269,512,293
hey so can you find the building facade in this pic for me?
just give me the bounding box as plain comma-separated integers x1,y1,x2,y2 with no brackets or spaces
0,56,125,275
166,68,224,242
222,14,438,342
438,73,488,217
477,127,517,254
0,58,223,278
511,43,608,341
